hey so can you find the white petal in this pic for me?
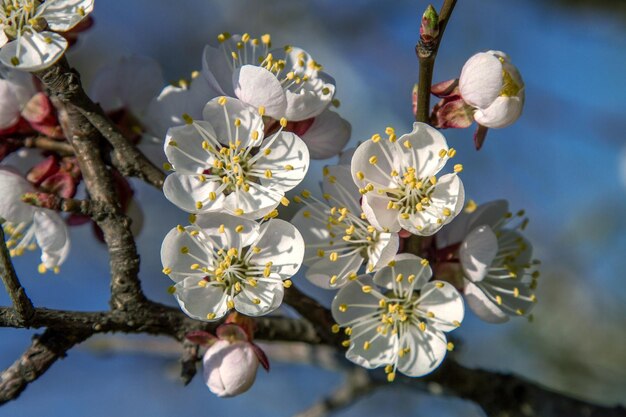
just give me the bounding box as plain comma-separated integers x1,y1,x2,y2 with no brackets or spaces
254,131,309,192
233,65,287,119
460,225,498,282
418,281,465,332
164,123,215,173
223,184,281,220
401,122,450,178
361,194,401,233
0,168,35,223
290,202,331,261
397,325,447,377
194,212,260,249
346,323,398,369
160,225,210,283
201,44,235,96
234,282,284,316
350,139,397,190
174,276,229,321
39,0,94,31
331,276,380,326
373,253,431,293
0,29,7,48
459,52,503,109
0,79,20,129
0,32,67,72
33,210,70,268
368,232,399,272
467,200,509,231
322,164,360,214
300,110,350,160
306,253,363,289
474,94,524,129
162,173,225,214
283,78,334,121
202,96,264,149
3,68,37,107
248,219,304,280
90,55,164,116
464,281,509,323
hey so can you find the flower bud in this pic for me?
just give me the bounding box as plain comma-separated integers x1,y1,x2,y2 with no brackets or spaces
459,51,524,129
420,5,439,44
202,339,260,397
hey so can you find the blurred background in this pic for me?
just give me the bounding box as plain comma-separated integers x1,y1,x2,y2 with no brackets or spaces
1,0,625,416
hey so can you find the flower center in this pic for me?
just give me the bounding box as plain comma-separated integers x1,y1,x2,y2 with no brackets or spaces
1,0,44,39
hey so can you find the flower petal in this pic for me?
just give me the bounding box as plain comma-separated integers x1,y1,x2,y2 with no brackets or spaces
0,79,20,129
331,276,379,326
300,110,350,160
234,282,283,316
367,232,399,272
194,212,259,249
418,281,464,332
39,0,94,31
0,168,35,223
248,219,304,280
160,225,211,283
164,123,215,173
33,209,70,268
290,202,331,262
162,173,225,214
464,281,509,323
459,52,502,109
401,122,450,178
174,276,229,321
346,323,398,369
202,96,264,149
232,65,286,119
322,164,360,214
254,131,309,192
460,225,498,282
373,253,431,293
397,325,447,377
474,94,524,129
306,253,363,289
351,139,397,190
361,194,401,233
201,44,235,96
0,32,67,72
223,184,282,220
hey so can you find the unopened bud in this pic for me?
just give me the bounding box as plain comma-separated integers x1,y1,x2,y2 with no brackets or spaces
420,5,439,44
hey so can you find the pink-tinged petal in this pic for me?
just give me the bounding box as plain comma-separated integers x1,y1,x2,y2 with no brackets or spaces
459,52,502,109
431,96,475,129
185,330,218,346
473,124,489,150
460,225,498,282
202,340,259,397
0,32,67,71
300,109,350,160
40,172,77,199
431,78,460,98
474,94,524,129
251,343,270,372
464,280,509,323
22,92,53,124
216,323,250,342
233,65,286,119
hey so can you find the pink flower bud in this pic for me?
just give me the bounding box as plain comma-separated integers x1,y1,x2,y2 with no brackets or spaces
202,339,260,397
420,5,439,44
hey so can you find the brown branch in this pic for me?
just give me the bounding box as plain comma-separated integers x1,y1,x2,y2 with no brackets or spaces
0,328,90,405
415,0,457,123
21,193,111,219
283,285,342,345
35,58,164,190
0,228,34,325
22,136,74,156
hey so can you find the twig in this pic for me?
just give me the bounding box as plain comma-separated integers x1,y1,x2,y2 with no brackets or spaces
21,193,112,219
180,340,199,385
0,228,34,325
283,285,342,346
415,0,457,123
293,368,379,417
34,58,165,190
0,328,90,405
22,136,74,156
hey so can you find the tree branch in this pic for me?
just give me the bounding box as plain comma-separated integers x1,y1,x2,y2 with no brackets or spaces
22,136,74,156
0,328,90,405
415,0,457,123
0,228,34,325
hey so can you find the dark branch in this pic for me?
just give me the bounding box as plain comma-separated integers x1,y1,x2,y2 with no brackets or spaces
22,136,75,155
0,228,34,325
21,193,111,219
415,0,457,123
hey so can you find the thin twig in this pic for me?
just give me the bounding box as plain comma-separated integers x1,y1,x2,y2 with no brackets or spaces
0,228,34,325
22,136,74,155
415,0,458,123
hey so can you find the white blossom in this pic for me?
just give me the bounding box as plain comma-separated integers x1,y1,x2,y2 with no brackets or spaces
351,122,465,236
203,339,259,397
162,96,309,220
0,167,70,272
456,200,538,323
332,254,464,380
459,51,524,129
0,0,94,71
202,32,350,159
161,212,304,321
291,163,398,289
